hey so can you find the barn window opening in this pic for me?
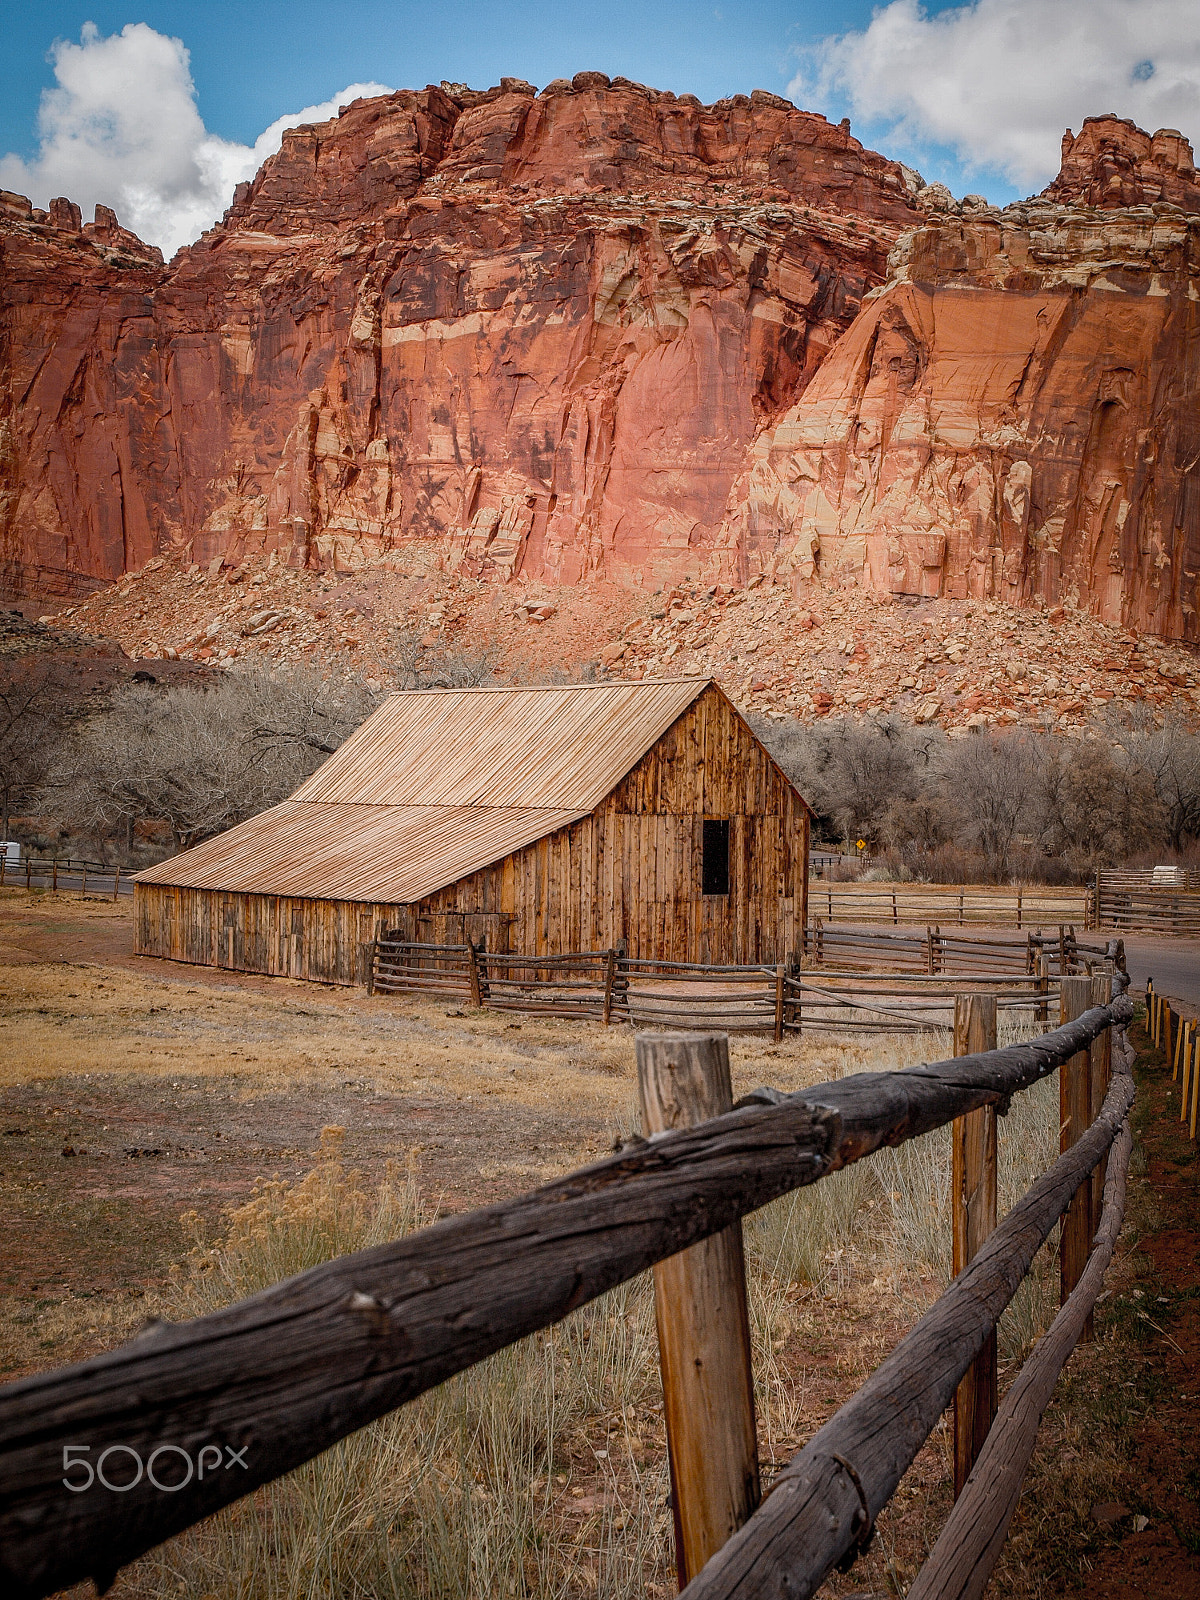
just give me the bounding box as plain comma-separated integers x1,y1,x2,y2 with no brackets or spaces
702,819,730,896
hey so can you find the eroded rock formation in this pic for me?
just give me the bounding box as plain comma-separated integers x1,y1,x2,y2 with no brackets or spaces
1,78,916,597
1,90,1197,642
723,116,1200,640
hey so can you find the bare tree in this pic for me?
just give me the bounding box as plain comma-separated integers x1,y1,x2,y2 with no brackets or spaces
1120,713,1200,852
0,657,78,841
1034,736,1164,870
49,667,378,855
942,731,1035,880
385,628,497,691
760,715,945,848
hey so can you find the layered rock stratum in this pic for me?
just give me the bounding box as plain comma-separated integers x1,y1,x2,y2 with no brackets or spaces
1,85,1197,650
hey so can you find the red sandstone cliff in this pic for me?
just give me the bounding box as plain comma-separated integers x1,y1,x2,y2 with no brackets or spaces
1,91,1197,642
721,115,1200,641
1,77,915,598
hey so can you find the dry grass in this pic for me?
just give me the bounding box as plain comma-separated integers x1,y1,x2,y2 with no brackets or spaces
3,895,1085,1597
115,1011,1064,1600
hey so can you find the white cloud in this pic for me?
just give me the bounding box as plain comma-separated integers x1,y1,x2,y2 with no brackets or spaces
789,0,1200,192
0,23,391,258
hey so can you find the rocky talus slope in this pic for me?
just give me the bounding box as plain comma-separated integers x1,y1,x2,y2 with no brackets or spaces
51,551,1199,734
2,85,1197,650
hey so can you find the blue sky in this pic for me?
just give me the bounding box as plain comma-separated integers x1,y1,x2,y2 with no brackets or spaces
3,2,1198,255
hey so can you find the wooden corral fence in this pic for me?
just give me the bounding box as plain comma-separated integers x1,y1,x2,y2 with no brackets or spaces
808,881,1089,928
1091,868,1200,935
368,934,1122,1037
0,854,125,899
805,922,1118,976
1146,982,1200,1140
0,987,1135,1600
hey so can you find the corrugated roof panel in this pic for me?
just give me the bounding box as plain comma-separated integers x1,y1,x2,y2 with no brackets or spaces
291,678,709,809
134,801,586,902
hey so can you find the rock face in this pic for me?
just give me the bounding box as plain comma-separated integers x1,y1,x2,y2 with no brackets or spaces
725,119,1200,641
1,81,915,597
1,90,1197,643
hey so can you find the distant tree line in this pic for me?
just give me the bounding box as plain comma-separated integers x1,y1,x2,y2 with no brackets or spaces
758,713,1200,881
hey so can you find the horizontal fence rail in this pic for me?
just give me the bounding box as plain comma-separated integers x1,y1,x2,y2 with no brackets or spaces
805,923,1122,978
683,1060,1136,1600
807,883,1089,928
907,1103,1134,1600
0,854,127,898
368,937,1120,1035
1093,868,1200,934
0,997,1132,1600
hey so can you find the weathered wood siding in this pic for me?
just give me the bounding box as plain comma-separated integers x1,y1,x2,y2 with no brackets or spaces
409,684,808,964
134,885,400,985
135,684,809,980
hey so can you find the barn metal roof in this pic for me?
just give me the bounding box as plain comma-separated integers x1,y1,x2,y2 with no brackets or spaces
135,678,711,903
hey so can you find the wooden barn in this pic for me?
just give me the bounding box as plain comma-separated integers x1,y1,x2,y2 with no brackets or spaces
133,678,811,984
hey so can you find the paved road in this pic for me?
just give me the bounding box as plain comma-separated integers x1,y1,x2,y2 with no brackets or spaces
1118,934,1200,1007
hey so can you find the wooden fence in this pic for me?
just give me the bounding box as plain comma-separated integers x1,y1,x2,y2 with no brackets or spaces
1146,983,1200,1140
804,922,1118,976
368,935,1119,1037
807,881,1089,928
1092,868,1200,935
0,853,125,898
0,989,1135,1600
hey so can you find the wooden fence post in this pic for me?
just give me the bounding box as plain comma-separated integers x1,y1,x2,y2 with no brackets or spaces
1087,972,1113,1340
774,965,785,1043
365,940,377,996
467,939,482,1008
952,994,998,1497
602,947,617,1025
26,855,31,890
926,925,935,975
637,1032,760,1589
1173,1009,1184,1080
1181,1022,1194,1124
81,861,87,896
1190,1033,1199,1141
1059,976,1094,1316
113,864,121,902
1037,955,1050,1031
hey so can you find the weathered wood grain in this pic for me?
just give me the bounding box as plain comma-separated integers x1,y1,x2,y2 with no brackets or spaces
0,998,1130,1600
952,995,998,1498
906,1034,1135,1600
1059,977,1094,1320
638,1034,760,1586
681,1064,1136,1600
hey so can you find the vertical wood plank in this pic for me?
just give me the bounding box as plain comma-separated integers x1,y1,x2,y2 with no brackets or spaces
952,994,998,1497
1059,975,1094,1312
638,1031,759,1590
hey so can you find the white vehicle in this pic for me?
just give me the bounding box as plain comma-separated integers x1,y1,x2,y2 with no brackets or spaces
0,840,20,865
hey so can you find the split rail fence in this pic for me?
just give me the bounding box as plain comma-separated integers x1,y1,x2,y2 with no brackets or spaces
807,881,1089,928
1091,868,1200,935
0,983,1135,1600
0,854,126,899
368,932,1120,1037
1146,981,1200,1140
